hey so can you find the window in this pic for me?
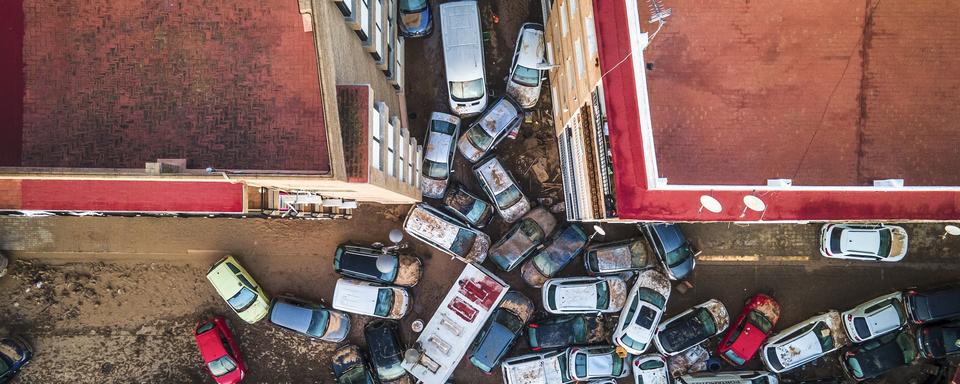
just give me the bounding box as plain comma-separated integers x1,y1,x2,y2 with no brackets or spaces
227,287,257,312
574,38,585,75
449,79,485,102
408,142,416,185
584,16,597,57
595,281,609,309
207,355,238,377
566,58,574,94
386,122,395,176
370,107,382,170
371,0,384,61
398,130,406,182
358,0,371,41
374,288,394,317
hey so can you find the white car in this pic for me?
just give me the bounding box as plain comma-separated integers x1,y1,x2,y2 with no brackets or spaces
439,1,487,116
456,97,524,162
678,371,779,384
841,291,908,343
567,346,630,381
420,112,461,199
542,276,627,314
631,354,669,384
403,203,491,264
613,270,672,355
473,156,531,223
819,224,908,262
760,310,850,374
505,23,546,109
501,349,573,384
653,299,730,356
331,278,410,320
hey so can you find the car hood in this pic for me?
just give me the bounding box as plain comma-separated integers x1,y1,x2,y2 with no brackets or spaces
668,256,695,280
323,311,351,342
489,232,537,271
506,82,540,109
520,261,549,288
457,134,485,163
420,176,448,199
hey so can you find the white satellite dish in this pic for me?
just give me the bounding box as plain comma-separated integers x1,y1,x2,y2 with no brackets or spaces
389,229,405,244
376,254,398,273
592,225,606,237
743,195,766,212
943,225,960,239
699,195,723,213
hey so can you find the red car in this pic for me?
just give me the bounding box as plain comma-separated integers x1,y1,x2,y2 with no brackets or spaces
194,316,247,384
717,294,781,366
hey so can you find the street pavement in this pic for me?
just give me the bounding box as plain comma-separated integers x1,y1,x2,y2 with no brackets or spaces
1,213,959,383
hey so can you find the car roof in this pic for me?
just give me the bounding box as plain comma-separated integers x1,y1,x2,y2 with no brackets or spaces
271,300,314,332
475,157,515,194
206,258,243,298
425,131,455,163
849,335,909,378
864,305,902,334
440,2,483,81
840,229,881,254
650,224,685,251
474,321,515,365
404,204,466,250
774,329,825,367
554,283,599,310
474,99,521,136
515,25,545,68
333,279,380,313
195,322,230,363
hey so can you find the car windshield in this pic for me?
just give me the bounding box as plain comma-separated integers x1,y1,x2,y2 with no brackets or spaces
749,310,774,333
208,355,238,377
374,289,395,317
519,218,546,241
854,317,870,339
196,322,215,335
596,281,610,310
939,327,960,354
663,246,690,268
227,287,257,312
878,229,892,256
466,125,495,151
431,119,458,135
830,229,843,253
724,349,747,365
339,365,371,384
495,185,523,208
574,354,587,378
896,333,918,362
814,322,836,350
512,65,540,87
619,334,644,350
449,79,484,102
498,310,524,332
399,0,428,12
307,310,331,337
638,288,667,308
0,358,9,373
423,159,449,179
639,359,664,370
611,353,624,375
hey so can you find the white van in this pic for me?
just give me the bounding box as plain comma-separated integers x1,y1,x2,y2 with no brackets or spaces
439,1,487,116
331,278,410,319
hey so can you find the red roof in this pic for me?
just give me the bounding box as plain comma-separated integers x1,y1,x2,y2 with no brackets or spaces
592,0,960,222
0,180,244,213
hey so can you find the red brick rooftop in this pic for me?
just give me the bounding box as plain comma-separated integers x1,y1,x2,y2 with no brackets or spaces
6,0,329,172
646,0,960,187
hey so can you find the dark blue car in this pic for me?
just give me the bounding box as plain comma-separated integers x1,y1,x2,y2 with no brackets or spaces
398,0,432,38
469,292,535,373
331,344,376,384
0,336,32,383
642,223,697,280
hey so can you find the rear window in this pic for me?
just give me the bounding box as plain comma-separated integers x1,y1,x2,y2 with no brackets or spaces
374,289,395,317
639,359,664,370
196,322,216,335
830,229,843,253
208,355,238,377
596,281,610,310
877,230,892,256
494,185,523,209
749,310,774,333
853,317,871,339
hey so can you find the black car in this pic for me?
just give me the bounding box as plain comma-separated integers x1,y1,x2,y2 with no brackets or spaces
334,245,422,287
906,286,960,324
642,223,697,280
442,184,495,229
527,315,607,351
917,320,960,358
469,292,535,373
0,336,33,383
840,331,917,381
364,321,411,384
331,344,376,384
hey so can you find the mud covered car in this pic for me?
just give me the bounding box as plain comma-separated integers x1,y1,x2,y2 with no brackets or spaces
403,203,490,264
334,244,423,287
527,315,607,351
0,336,33,383
501,349,573,384
655,299,730,356
505,23,546,109
332,278,410,320
364,321,412,384
679,371,779,384
761,310,850,374
541,276,627,314
193,317,245,384
566,345,630,381
840,330,917,381
842,291,908,343
206,255,271,324
469,292,536,373
331,344,376,384
457,97,523,163
631,355,669,384
917,319,960,358
268,296,351,342
489,207,558,272
718,293,782,366
442,184,495,228
520,225,588,288
584,238,649,275
613,270,672,355
820,224,908,262
473,156,531,223
642,223,697,280
420,112,460,199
